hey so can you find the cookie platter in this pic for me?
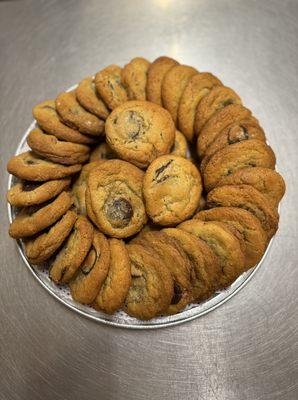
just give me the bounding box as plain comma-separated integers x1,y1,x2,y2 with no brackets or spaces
6,57,285,328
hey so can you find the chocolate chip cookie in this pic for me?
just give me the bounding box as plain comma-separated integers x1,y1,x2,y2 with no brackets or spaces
178,219,245,288
143,155,202,225
76,76,109,119
105,101,175,168
203,139,276,191
161,64,198,124
121,57,150,100
217,167,285,207
146,56,179,105
56,91,104,136
70,230,110,304
7,151,82,181
7,178,70,207
33,100,97,144
178,72,222,141
206,184,279,239
94,65,128,110
25,210,77,264
88,159,147,238
89,142,116,162
194,207,268,269
27,128,90,165
9,191,73,239
50,215,94,284
94,238,131,314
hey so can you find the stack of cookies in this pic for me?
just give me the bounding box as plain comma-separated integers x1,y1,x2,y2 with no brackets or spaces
6,56,285,320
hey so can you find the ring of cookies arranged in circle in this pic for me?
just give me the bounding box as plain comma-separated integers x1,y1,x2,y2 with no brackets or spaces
6,56,286,321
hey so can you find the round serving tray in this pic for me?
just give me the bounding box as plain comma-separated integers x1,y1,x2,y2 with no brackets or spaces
7,116,274,330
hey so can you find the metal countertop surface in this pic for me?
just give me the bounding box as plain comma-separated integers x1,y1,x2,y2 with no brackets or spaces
0,1,297,399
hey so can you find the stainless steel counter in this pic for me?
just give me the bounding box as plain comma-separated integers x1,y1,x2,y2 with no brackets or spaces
0,1,297,399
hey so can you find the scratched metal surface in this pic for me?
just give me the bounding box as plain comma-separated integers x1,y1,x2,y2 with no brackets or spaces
0,0,297,399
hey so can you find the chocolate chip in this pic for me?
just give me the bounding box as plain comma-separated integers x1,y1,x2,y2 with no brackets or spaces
222,99,234,107
26,159,35,165
104,197,133,228
23,181,42,192
228,125,250,144
171,282,183,305
81,248,97,275
154,160,173,180
127,111,148,140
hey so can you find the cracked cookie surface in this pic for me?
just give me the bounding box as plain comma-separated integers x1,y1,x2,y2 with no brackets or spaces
105,100,175,168
143,155,202,225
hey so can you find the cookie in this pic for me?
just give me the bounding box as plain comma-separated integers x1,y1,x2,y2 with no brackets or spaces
9,191,73,239
50,215,94,284
163,228,221,302
161,64,198,124
132,231,193,315
25,210,77,264
123,243,172,320
32,100,96,145
7,178,70,207
7,151,82,181
146,56,179,105
194,86,242,134
194,207,268,269
27,128,90,165
94,65,128,110
88,159,147,238
203,139,276,191
217,167,286,207
206,184,279,239
121,57,150,100
197,104,252,158
85,186,98,226
76,76,109,119
178,72,222,141
178,219,245,288
94,238,131,314
55,91,104,136
105,100,175,168
89,142,116,162
72,161,105,215
143,155,202,225
200,117,266,171
170,130,188,157
70,230,110,304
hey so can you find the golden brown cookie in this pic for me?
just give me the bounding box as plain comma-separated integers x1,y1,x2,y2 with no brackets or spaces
146,56,179,105
194,86,242,134
178,219,245,288
161,64,198,124
89,142,116,162
197,104,252,158
70,230,110,304
50,215,94,284
178,72,222,141
72,161,105,215
76,76,109,119
7,151,82,181
143,155,202,225
88,159,147,238
123,243,173,320
194,207,268,269
55,91,104,136
32,100,96,145
105,100,175,168
85,186,98,226
7,178,70,207
200,117,266,171
9,191,73,239
121,57,150,100
217,167,285,207
206,185,279,239
170,130,188,157
94,65,128,110
163,228,221,302
132,231,193,315
27,128,90,165
203,139,276,191
25,210,77,264
94,238,131,314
